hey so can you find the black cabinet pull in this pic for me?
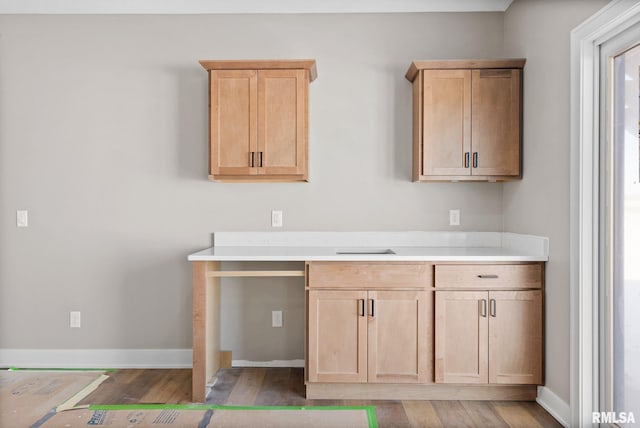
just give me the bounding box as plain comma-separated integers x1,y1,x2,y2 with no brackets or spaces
259,152,263,167
472,152,478,168
359,299,365,317
464,152,470,168
369,299,375,317
477,275,498,279
250,152,255,167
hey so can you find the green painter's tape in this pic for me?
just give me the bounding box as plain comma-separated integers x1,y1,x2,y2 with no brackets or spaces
365,406,378,428
88,404,379,427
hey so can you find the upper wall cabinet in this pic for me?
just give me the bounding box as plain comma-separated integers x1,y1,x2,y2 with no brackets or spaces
405,59,525,182
200,60,317,182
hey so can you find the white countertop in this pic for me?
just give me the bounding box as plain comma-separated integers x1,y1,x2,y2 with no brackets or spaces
187,232,549,262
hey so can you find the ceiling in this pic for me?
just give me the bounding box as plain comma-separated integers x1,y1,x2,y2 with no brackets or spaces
0,0,514,14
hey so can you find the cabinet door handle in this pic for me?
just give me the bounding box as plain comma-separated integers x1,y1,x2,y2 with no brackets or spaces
250,152,255,167
480,299,487,317
259,151,263,167
359,299,365,317
490,299,496,317
464,152,470,168
477,274,498,279
368,299,375,318
472,152,478,168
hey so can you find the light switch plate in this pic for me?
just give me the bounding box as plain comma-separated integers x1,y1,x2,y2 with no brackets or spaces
449,209,460,226
17,210,28,227
272,310,283,327
271,210,283,228
70,311,81,328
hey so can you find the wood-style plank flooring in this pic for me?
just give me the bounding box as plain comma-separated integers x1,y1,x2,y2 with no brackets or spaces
79,368,562,427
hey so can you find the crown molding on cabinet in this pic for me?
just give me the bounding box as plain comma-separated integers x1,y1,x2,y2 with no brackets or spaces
0,0,514,14
200,59,318,82
405,58,526,83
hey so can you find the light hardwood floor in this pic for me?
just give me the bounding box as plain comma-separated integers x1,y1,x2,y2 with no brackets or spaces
79,368,562,427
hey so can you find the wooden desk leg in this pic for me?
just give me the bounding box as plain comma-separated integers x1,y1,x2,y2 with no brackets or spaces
192,261,221,402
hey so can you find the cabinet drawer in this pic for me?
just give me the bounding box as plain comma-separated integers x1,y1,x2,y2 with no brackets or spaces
435,264,542,289
308,262,432,289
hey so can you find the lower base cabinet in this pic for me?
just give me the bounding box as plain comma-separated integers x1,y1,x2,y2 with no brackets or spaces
435,290,542,385
307,289,429,383
305,261,544,399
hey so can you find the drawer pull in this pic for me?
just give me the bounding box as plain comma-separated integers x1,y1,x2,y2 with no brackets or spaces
477,274,498,279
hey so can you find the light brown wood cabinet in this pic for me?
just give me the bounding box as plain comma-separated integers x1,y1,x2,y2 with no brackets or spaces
200,60,317,182
308,289,367,383
434,264,543,385
307,262,431,384
406,59,525,182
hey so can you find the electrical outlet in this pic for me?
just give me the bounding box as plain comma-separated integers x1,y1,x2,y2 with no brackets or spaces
449,209,460,226
70,311,81,328
271,210,283,228
17,210,28,227
272,310,283,328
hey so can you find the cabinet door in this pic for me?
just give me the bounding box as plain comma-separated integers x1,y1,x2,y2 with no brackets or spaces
471,69,521,176
488,290,542,384
308,290,367,383
258,69,308,177
435,291,488,383
422,70,471,176
209,70,258,176
367,290,430,383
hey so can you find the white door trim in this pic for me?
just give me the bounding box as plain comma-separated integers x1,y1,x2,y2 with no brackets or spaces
570,1,640,426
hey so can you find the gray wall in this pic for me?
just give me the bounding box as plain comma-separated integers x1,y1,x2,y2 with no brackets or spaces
502,0,608,404
0,13,504,353
0,4,611,404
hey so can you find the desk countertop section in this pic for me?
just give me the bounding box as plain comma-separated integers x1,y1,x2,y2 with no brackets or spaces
187,231,549,262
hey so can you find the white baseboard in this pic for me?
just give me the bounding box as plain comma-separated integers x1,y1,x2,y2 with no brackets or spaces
0,349,306,370
536,386,570,427
0,348,193,369
232,359,305,368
